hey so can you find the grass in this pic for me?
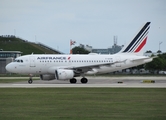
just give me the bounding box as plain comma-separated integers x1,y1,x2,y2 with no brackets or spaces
0,88,166,120
0,78,38,83
0,37,58,55
0,79,28,83
0,77,39,83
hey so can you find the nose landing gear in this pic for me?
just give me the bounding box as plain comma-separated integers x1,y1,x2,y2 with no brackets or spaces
28,74,33,84
28,78,33,84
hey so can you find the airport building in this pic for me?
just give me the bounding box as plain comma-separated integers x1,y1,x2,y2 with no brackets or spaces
79,43,123,54
79,36,124,54
92,44,123,54
0,51,22,74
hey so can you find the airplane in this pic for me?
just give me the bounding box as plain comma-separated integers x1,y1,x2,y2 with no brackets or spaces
6,22,153,84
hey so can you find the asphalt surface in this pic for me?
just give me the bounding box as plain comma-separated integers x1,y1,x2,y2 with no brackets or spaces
0,76,166,88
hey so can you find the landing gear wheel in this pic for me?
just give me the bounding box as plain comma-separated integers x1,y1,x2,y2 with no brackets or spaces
28,79,33,84
70,78,77,84
81,78,88,84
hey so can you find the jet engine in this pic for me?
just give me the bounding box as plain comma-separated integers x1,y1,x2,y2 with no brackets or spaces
40,74,55,81
55,69,74,80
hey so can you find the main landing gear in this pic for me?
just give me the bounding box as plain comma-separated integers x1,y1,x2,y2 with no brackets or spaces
70,77,88,84
27,76,88,84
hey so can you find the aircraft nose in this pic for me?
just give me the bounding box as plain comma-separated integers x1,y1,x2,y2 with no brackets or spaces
6,63,13,72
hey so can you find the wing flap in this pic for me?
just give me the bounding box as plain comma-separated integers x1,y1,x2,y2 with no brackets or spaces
65,60,127,73
131,56,157,62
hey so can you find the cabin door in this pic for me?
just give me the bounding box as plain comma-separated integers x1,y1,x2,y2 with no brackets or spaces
116,56,121,67
29,56,36,67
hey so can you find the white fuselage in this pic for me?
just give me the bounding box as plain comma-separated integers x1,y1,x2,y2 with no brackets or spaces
6,54,152,75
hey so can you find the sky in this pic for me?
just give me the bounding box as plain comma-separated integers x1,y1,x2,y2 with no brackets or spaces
0,0,166,54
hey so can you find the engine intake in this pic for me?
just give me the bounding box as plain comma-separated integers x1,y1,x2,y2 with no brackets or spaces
55,69,74,80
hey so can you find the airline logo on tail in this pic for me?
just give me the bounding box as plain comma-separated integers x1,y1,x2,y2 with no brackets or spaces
122,22,150,53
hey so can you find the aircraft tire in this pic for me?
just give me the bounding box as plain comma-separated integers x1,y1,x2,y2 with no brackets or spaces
28,79,33,84
70,78,77,84
81,78,88,84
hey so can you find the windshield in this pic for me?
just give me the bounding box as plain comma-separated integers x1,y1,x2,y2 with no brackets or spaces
14,59,23,63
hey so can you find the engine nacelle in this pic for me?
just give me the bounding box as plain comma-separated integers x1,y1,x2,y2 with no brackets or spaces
40,74,55,81
55,69,74,80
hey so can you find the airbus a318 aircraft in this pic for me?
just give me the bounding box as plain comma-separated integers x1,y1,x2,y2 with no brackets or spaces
6,22,153,84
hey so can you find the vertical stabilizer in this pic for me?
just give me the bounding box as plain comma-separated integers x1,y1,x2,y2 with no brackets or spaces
119,22,151,55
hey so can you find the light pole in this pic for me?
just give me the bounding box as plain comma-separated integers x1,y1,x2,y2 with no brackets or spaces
159,42,162,51
159,42,163,54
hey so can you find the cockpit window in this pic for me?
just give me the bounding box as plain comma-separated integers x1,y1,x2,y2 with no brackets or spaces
14,59,23,63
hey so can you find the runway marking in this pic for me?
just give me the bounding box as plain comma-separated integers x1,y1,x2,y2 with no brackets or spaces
0,83,163,88
0,76,166,88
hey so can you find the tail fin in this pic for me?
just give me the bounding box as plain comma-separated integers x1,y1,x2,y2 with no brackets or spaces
119,22,151,55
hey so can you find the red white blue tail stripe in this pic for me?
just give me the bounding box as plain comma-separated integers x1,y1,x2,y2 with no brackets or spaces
122,22,150,53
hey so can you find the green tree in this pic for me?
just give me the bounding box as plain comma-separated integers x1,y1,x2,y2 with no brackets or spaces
146,58,163,70
145,53,166,73
72,46,90,54
145,50,152,53
157,50,162,54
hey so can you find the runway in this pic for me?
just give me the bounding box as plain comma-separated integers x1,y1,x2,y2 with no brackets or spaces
0,76,166,88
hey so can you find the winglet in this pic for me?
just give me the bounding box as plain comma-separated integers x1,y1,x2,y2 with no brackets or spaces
119,22,151,55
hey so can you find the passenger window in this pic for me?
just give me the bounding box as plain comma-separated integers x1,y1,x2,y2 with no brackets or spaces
21,60,23,63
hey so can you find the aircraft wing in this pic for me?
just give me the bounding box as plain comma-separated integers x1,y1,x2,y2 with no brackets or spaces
48,59,127,74
61,60,127,73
